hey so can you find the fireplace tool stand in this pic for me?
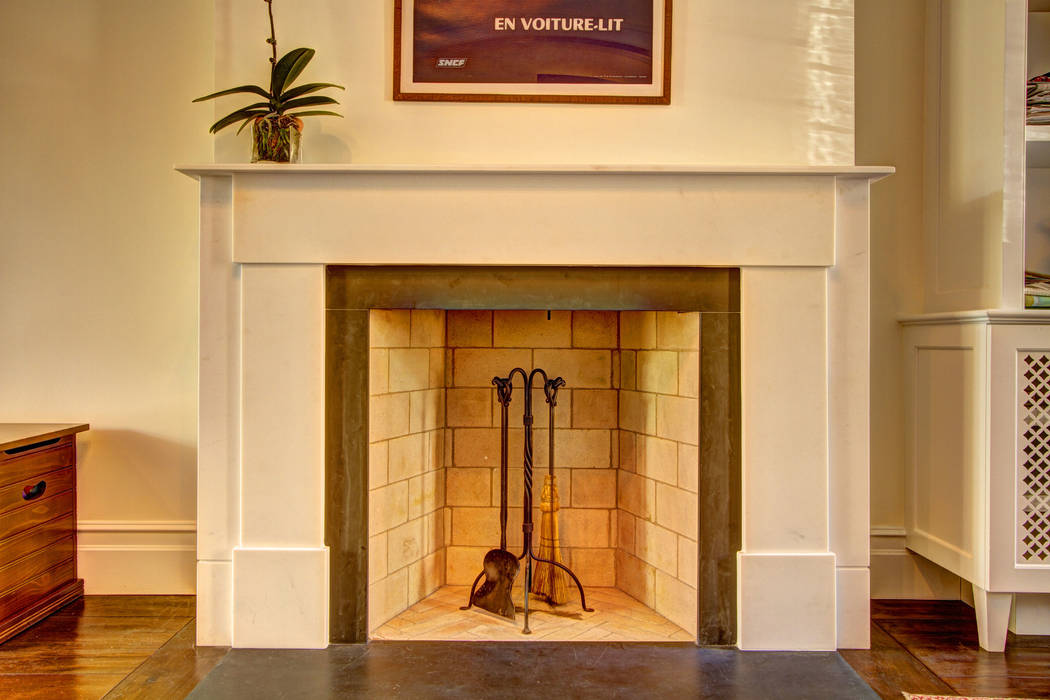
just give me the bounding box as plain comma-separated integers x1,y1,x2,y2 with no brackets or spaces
460,367,593,634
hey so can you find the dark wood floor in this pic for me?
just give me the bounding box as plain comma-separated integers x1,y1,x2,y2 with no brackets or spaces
0,595,224,700
0,596,1047,698
841,600,1050,699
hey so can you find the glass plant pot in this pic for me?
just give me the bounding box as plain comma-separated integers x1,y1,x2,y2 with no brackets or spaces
251,115,302,163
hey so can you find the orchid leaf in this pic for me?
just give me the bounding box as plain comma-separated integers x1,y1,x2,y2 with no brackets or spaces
279,95,338,112
286,110,343,118
279,82,345,101
194,84,270,102
210,108,269,134
271,48,314,97
236,115,262,135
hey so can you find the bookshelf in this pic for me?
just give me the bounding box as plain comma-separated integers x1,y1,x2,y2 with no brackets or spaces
1027,10,1050,280
1026,125,1050,168
900,0,1050,652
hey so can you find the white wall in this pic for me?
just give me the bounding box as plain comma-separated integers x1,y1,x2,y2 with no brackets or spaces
855,0,925,535
0,0,213,592
1,0,859,594
212,0,855,166
856,0,969,598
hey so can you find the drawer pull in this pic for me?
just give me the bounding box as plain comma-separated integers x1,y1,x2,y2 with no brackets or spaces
22,482,46,501
5,438,60,456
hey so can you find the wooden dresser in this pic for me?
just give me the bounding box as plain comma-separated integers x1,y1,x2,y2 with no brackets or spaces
0,424,88,644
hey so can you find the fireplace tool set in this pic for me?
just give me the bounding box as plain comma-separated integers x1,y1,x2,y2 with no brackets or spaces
460,367,593,634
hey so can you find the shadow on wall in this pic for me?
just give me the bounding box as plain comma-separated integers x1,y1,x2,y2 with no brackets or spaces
74,430,197,594
306,132,352,162
77,429,197,523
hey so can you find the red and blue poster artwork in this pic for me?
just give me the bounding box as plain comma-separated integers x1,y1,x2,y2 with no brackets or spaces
394,0,671,103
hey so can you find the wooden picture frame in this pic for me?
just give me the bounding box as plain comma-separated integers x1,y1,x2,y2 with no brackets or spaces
394,0,672,104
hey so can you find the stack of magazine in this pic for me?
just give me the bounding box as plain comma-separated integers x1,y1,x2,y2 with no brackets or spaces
1029,72,1050,125
1026,271,1050,308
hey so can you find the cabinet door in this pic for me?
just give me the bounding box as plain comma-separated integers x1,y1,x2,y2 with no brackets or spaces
903,322,988,584
989,324,1050,592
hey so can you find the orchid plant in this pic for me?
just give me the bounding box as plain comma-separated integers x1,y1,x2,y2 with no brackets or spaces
194,0,343,161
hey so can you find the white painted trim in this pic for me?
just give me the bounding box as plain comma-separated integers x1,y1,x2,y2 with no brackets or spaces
870,532,965,600
899,310,1050,325
79,544,196,552
870,526,906,538
738,552,837,651
836,567,871,649
828,177,872,570
176,163,895,178
232,546,329,648
76,520,197,594
1010,593,1050,635
191,164,883,649
198,561,233,646
79,546,196,594
77,520,196,533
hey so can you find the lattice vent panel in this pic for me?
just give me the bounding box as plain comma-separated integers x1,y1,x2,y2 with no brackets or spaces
1020,353,1050,563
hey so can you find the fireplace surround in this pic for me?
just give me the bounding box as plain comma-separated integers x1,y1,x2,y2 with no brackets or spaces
180,163,892,651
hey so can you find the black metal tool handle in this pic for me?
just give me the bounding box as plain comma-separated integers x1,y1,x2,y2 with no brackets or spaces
493,376,513,551
544,377,565,477
22,481,46,501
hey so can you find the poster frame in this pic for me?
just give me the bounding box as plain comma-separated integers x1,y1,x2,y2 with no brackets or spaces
393,0,672,104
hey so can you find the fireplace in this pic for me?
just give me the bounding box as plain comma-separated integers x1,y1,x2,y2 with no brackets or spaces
182,163,890,651
329,270,735,642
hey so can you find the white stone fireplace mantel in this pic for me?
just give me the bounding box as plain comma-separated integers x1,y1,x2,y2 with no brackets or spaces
179,163,892,651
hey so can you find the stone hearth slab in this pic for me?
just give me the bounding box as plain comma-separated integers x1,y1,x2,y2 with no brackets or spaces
187,643,879,699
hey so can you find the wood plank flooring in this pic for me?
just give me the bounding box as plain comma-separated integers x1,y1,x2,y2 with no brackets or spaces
0,595,222,700
842,600,1050,700
0,595,1047,698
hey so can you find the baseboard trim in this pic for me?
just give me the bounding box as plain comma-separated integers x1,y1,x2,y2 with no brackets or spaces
870,526,906,538
870,530,964,600
78,520,196,532
77,520,196,594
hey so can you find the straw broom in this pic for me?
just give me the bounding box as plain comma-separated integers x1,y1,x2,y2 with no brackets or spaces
531,377,570,605
532,473,570,604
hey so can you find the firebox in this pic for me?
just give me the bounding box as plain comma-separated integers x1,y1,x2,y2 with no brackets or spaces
326,267,739,644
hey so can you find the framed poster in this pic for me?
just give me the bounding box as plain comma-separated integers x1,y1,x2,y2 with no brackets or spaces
394,0,671,104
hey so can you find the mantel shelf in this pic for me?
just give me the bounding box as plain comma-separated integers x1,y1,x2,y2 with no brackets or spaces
899,309,1050,325
176,163,894,179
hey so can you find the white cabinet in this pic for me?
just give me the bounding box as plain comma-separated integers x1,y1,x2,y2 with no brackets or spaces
904,0,1050,650
902,314,1050,650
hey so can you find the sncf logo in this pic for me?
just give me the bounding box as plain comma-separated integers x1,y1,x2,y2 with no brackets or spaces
436,58,467,68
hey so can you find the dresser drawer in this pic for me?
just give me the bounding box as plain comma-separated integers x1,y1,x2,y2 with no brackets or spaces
0,425,85,644
0,440,75,488
0,492,74,542
0,467,74,517
0,514,74,570
0,559,75,626
0,536,74,593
